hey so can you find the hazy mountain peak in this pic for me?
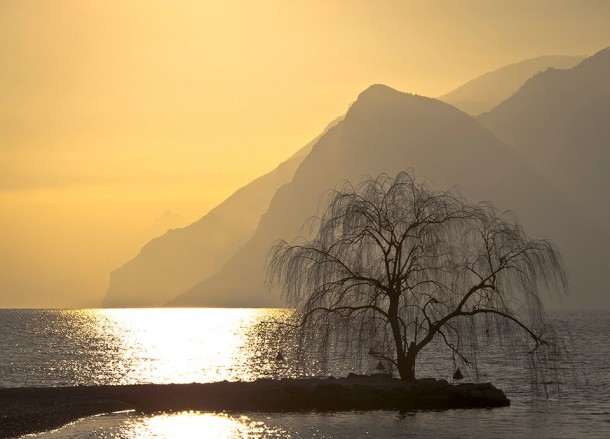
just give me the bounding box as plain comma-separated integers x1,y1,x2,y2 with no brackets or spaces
571,46,610,73
478,47,610,270
172,83,585,308
507,47,610,102
352,84,424,107
349,84,436,116
439,55,583,115
345,84,447,128
102,117,342,307
357,83,402,99
479,47,610,154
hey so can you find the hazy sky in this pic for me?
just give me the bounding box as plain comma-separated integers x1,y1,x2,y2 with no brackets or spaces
1,0,609,307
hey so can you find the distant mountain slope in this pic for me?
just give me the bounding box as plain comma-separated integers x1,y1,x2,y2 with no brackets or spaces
479,47,610,229
103,121,340,307
173,84,608,308
439,55,582,115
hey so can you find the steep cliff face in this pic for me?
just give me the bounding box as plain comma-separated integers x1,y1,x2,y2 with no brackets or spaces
173,84,605,308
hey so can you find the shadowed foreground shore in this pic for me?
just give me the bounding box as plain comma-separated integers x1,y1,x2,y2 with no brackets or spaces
0,375,509,438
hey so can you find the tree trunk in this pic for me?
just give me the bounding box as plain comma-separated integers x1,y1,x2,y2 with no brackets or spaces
388,294,418,381
388,296,412,380
398,344,417,381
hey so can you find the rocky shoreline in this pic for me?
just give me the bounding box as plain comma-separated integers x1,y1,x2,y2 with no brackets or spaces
0,375,509,438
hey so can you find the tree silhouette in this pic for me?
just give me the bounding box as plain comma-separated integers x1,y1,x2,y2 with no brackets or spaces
266,171,567,382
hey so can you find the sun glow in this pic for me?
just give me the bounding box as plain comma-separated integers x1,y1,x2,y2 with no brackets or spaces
4,309,296,387
2,1,607,308
98,308,263,383
130,412,284,438
36,411,289,438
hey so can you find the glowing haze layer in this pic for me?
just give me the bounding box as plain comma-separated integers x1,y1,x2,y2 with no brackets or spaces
1,1,609,307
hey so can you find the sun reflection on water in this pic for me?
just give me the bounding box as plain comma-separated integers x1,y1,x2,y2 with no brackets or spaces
128,411,287,439
93,308,285,384
5,310,608,438
35,411,290,438
0,308,303,387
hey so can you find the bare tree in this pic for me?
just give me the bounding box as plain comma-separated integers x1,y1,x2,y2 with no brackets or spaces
266,171,567,382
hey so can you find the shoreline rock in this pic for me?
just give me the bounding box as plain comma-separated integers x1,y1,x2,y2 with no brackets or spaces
0,375,509,438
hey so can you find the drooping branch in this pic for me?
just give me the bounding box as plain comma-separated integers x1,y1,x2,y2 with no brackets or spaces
454,308,551,354
265,170,568,386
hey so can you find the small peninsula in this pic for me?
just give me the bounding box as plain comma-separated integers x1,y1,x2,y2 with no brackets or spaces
0,375,509,438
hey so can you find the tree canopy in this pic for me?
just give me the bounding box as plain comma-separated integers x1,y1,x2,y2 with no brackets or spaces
266,171,568,383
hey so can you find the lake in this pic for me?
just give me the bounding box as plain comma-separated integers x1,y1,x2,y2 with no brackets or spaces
1,308,608,438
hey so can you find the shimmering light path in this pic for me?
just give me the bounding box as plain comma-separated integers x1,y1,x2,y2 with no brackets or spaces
1,309,608,438
35,411,288,439
0,308,296,387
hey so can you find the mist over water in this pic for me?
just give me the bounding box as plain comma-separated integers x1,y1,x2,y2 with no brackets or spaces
2,308,608,438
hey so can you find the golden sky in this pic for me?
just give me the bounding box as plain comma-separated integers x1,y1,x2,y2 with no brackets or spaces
1,0,609,307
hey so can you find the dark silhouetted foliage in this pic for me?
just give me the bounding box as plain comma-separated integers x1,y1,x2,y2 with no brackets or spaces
267,171,568,384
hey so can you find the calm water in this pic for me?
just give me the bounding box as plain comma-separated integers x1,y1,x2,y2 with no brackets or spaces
1,308,609,438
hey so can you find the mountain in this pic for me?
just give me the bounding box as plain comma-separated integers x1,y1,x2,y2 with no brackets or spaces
479,47,610,231
172,84,609,308
439,55,583,115
102,121,340,307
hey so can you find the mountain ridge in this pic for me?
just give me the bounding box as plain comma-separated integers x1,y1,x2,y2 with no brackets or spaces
103,119,341,307
439,55,583,115
172,84,603,308
479,46,610,233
